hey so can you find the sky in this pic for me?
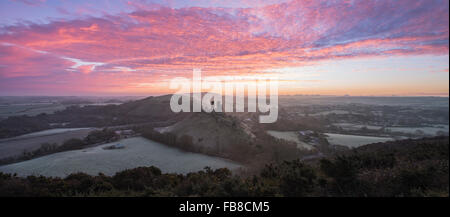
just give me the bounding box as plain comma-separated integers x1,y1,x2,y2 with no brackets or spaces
0,0,448,96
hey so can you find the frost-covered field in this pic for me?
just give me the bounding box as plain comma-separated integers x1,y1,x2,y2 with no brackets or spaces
266,130,314,150
387,125,449,135
0,128,96,159
10,128,93,139
0,137,242,177
333,123,449,136
309,110,359,116
333,123,383,130
325,133,393,148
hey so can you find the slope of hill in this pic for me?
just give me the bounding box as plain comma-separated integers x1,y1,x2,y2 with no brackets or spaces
117,95,178,120
156,112,254,151
0,95,185,139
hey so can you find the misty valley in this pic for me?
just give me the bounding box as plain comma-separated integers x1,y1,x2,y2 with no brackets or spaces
0,95,448,196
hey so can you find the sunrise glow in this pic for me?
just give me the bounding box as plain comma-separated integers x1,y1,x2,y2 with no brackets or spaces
0,0,448,96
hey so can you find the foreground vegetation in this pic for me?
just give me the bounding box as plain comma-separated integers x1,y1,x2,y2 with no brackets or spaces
0,136,447,197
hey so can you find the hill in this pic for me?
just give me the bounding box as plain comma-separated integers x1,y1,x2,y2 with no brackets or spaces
155,112,254,152
0,95,186,139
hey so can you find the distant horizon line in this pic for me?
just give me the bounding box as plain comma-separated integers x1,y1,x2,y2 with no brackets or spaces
0,93,448,98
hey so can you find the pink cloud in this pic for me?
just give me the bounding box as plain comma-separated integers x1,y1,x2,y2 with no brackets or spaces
77,64,95,74
0,0,448,94
11,0,46,6
0,44,74,78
